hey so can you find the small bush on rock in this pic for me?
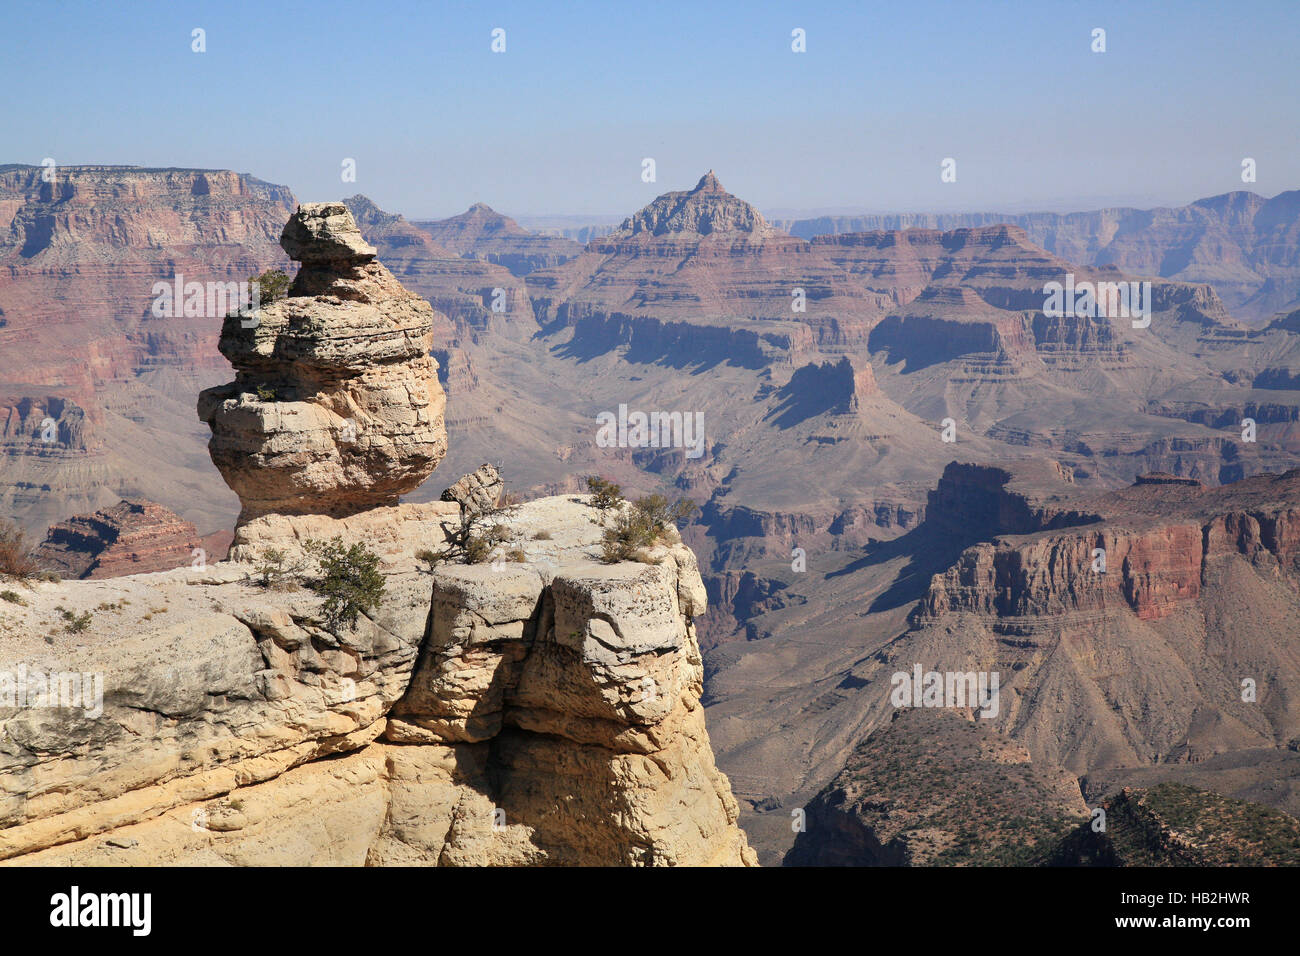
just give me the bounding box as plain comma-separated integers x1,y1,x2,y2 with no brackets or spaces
0,520,38,581
599,494,696,564
585,476,624,515
303,537,386,631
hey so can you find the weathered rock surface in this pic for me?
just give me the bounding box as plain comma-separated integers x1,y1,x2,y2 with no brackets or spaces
0,496,754,866
33,499,200,579
439,462,503,519
198,203,447,522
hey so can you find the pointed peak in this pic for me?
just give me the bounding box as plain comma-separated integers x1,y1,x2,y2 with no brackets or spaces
612,171,773,239
693,170,724,194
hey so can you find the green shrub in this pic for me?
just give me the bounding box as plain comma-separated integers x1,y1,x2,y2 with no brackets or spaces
251,268,291,305
585,476,624,513
632,493,697,533
303,537,386,631
255,383,277,402
1,589,25,606
254,547,300,589
60,609,92,633
599,494,697,564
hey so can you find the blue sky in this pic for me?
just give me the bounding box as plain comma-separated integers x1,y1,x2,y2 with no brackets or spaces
4,0,1297,219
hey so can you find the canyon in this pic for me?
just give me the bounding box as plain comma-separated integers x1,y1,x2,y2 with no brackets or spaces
3,164,1300,865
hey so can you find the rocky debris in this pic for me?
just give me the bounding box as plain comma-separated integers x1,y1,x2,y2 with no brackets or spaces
0,496,755,867
439,463,504,519
198,202,448,523
32,499,201,579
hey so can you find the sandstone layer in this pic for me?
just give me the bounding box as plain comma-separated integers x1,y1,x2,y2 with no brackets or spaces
0,496,755,867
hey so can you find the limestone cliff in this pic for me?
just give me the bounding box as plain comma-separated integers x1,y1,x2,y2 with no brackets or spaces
0,497,753,866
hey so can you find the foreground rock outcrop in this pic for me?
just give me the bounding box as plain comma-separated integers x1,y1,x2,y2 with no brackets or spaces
0,496,753,866
0,201,753,867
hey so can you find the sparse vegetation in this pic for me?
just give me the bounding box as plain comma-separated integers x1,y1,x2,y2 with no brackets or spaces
432,475,523,566
250,268,291,306
303,536,386,631
254,547,302,590
599,494,696,564
58,608,92,633
0,519,38,581
462,523,511,565
532,529,552,540
1,589,26,606
585,476,624,515
255,383,278,402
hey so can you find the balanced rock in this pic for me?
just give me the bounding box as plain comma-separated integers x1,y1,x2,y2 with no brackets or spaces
198,203,447,523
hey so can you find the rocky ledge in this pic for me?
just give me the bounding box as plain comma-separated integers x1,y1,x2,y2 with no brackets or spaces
0,494,755,866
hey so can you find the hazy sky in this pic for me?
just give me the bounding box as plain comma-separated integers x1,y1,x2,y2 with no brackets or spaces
5,0,1298,219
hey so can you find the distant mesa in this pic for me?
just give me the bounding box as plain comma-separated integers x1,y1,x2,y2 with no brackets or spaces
1134,472,1203,487
33,499,200,580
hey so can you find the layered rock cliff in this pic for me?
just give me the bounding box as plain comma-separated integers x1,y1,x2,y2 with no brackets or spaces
0,496,753,866
0,165,294,535
32,499,200,579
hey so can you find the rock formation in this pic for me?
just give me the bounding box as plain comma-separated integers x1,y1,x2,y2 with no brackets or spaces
198,202,447,524
32,499,200,579
0,497,754,866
